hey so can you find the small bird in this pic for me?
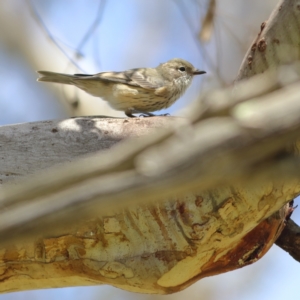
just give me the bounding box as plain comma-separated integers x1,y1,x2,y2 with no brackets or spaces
37,58,206,117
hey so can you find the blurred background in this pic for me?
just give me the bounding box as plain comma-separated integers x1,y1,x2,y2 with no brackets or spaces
0,0,299,299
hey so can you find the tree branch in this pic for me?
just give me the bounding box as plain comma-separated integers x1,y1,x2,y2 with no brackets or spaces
276,218,300,262
236,0,300,80
1,65,300,243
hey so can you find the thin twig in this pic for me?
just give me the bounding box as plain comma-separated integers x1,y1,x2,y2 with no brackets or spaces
74,0,107,61
27,0,85,72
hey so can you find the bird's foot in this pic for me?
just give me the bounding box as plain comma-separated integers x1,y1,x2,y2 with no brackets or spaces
139,112,156,117
125,108,170,118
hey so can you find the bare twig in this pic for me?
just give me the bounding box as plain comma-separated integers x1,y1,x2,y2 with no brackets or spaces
276,218,300,262
27,0,85,71
74,0,106,61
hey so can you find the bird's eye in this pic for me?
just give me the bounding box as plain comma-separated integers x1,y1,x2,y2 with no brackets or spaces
179,67,186,72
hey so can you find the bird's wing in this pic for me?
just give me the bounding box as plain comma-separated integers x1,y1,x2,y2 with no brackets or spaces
127,70,162,89
74,68,163,90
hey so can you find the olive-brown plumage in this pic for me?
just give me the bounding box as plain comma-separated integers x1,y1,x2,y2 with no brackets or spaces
37,58,206,117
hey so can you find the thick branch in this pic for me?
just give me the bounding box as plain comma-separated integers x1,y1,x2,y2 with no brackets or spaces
1,66,300,243
0,71,299,295
236,0,300,80
0,117,181,184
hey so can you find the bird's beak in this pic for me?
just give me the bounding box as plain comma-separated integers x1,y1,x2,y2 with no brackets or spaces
193,70,206,75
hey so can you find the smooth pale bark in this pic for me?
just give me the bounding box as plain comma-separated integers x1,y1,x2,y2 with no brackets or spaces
236,0,300,80
0,117,181,184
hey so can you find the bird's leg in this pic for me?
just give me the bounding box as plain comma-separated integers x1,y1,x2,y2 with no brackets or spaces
125,110,136,117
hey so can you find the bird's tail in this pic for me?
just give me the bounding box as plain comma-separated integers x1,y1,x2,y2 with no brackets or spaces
37,71,76,85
